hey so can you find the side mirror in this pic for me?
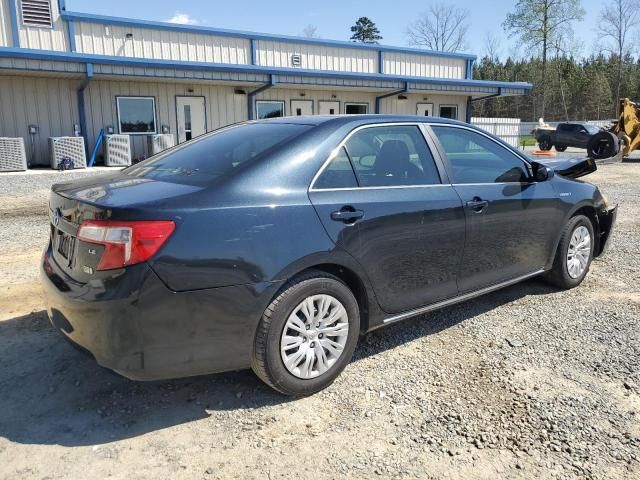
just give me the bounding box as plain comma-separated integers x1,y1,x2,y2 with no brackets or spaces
532,162,553,182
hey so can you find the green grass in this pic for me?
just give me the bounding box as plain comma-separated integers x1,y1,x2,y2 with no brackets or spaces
519,135,537,147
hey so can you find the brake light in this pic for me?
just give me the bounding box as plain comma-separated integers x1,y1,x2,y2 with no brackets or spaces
77,220,175,270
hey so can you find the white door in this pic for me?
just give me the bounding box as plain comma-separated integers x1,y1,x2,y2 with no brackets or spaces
291,100,313,116
176,96,206,143
416,103,434,116
319,101,340,115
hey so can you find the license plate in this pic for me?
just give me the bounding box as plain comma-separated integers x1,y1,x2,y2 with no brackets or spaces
56,230,74,260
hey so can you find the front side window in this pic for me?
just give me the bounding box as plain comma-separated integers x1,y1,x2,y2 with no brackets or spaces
344,125,441,187
439,105,458,120
123,123,311,186
117,97,157,134
345,103,368,115
256,101,285,119
431,126,530,184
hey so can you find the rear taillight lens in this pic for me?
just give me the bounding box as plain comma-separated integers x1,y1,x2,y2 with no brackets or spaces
78,220,175,270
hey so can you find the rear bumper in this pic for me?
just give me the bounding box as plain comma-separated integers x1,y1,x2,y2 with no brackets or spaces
41,245,281,380
596,205,617,257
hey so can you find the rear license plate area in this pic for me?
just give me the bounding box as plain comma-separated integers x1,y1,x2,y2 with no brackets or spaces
55,230,75,260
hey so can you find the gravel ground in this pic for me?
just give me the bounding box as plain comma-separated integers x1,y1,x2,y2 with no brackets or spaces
0,162,638,480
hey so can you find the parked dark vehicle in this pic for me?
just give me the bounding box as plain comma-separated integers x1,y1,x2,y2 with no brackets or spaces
534,122,602,152
41,116,617,396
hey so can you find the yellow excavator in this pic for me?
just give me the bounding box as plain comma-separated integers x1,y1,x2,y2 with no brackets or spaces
588,98,640,160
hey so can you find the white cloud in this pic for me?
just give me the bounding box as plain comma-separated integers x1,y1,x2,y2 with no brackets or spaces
166,12,199,25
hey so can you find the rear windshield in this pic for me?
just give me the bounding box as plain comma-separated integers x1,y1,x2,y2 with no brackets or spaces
122,123,312,185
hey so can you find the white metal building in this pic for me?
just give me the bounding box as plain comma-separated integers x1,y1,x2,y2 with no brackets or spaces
0,0,532,166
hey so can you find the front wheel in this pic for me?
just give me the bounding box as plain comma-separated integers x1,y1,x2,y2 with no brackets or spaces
544,215,595,289
555,144,567,152
252,271,360,396
538,137,552,151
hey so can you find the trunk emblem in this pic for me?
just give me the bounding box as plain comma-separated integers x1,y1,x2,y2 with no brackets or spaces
53,208,62,227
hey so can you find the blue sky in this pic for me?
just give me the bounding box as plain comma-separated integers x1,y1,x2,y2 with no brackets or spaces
66,0,607,59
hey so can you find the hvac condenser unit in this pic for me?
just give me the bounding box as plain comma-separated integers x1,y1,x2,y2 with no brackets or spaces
49,137,86,169
104,134,131,167
0,137,28,172
147,134,175,155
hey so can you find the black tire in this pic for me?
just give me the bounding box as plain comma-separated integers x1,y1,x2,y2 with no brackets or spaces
587,131,619,159
555,144,567,152
538,137,553,151
252,270,360,396
544,215,595,289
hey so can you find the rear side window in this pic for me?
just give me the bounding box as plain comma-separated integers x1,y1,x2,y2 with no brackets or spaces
123,123,311,185
314,147,358,189
344,125,441,187
431,126,529,184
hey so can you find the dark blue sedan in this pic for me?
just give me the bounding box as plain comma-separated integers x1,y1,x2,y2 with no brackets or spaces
42,116,616,395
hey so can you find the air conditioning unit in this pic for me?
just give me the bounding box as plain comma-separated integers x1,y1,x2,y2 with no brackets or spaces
147,134,175,156
49,137,86,169
0,137,27,172
104,134,131,167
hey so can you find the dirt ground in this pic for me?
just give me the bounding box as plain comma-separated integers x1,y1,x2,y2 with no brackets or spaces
0,162,638,480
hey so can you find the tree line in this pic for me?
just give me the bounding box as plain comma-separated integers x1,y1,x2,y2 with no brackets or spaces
337,0,640,122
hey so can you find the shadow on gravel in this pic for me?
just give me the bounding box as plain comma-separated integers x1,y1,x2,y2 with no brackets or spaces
0,279,555,447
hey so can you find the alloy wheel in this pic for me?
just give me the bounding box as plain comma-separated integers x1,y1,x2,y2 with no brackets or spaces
567,226,591,279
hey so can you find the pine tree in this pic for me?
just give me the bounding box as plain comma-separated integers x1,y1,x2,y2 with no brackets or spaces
350,17,383,44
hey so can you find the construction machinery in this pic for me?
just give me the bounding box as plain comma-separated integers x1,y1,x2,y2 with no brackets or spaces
587,98,640,160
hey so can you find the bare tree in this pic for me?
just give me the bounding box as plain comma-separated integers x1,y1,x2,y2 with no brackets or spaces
484,31,502,61
597,0,640,115
406,2,470,52
503,0,585,118
301,24,319,38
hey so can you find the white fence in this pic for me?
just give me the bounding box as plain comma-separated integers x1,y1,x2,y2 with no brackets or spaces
471,117,520,147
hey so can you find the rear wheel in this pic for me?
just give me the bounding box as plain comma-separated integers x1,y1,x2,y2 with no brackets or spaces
538,137,553,151
587,131,619,159
545,215,594,289
252,271,360,396
555,144,567,152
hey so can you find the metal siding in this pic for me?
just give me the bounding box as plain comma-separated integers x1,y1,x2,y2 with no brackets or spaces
0,74,79,165
383,52,465,80
0,0,12,46
73,22,251,65
84,80,246,159
379,93,467,120
255,88,376,115
18,0,69,51
255,40,378,73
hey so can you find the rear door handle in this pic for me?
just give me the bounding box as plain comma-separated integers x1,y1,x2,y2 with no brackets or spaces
331,208,364,223
465,198,489,213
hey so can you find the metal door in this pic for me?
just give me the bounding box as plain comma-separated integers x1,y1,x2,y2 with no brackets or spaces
319,101,340,115
291,100,313,116
176,96,206,143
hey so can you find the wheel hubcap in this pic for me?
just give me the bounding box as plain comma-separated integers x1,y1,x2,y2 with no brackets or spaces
280,294,349,379
567,226,591,279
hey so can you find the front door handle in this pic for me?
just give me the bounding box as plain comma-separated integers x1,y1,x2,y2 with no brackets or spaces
465,198,489,213
331,207,364,223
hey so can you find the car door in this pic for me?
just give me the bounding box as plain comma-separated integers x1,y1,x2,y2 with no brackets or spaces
428,125,563,294
309,124,465,314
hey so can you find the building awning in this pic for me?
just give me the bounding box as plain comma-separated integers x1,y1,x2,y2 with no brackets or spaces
0,47,532,97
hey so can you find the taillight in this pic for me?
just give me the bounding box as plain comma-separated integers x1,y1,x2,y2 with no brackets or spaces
77,220,175,270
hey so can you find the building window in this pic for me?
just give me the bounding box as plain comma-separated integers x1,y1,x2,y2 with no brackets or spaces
20,0,53,28
439,105,458,120
345,103,368,115
256,101,285,119
116,97,157,135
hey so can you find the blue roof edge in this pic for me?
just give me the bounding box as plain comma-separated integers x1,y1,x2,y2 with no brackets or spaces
61,11,478,61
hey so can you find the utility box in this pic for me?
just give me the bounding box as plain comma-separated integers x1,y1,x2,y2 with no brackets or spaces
0,137,28,172
49,137,87,169
105,134,132,167
147,134,175,156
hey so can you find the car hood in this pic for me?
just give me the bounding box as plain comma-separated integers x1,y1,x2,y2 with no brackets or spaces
540,156,597,179
51,170,204,208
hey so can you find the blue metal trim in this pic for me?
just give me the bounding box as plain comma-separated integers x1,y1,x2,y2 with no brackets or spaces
8,0,20,47
466,96,473,123
250,38,257,65
0,48,532,91
466,59,475,80
61,11,477,61
58,0,67,12
378,50,384,74
67,19,76,52
247,74,277,120
77,63,94,156
375,81,409,114
88,128,105,168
